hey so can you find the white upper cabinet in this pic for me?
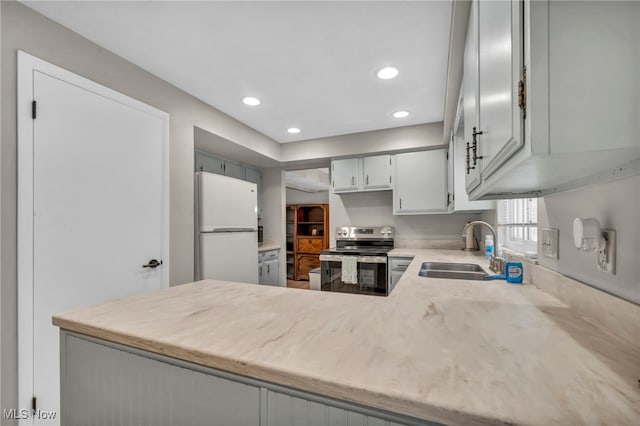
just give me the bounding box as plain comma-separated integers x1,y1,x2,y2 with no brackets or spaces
331,155,392,193
393,150,448,215
450,108,495,212
331,158,359,192
476,0,524,181
362,155,392,190
463,0,482,194
462,0,639,199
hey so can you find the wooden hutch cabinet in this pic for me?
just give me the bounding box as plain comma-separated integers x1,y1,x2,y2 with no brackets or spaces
286,204,329,281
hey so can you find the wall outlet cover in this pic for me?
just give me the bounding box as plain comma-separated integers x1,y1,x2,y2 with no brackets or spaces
597,229,616,274
541,228,559,259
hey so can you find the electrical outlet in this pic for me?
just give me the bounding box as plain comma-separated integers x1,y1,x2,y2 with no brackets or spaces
541,228,559,259
597,230,616,274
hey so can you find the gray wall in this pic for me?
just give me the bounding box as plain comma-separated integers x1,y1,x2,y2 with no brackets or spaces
262,170,287,285
537,175,640,304
1,1,281,414
329,191,483,246
286,188,329,205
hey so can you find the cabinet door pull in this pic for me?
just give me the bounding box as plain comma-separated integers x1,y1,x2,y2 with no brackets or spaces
267,264,270,274
399,198,402,209
471,127,484,165
466,142,475,174
351,176,355,186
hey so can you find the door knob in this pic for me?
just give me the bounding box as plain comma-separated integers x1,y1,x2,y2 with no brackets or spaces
142,259,163,268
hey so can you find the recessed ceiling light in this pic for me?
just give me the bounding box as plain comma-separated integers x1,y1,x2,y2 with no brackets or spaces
377,66,399,80
242,96,261,106
393,110,410,118
287,127,301,134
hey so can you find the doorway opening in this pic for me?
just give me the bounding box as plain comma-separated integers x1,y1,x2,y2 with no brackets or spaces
285,168,330,289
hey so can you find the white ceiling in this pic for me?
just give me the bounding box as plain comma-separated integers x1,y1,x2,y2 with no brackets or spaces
23,1,453,143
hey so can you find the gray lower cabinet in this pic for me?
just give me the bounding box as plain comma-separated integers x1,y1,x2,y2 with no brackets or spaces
61,332,439,426
265,390,409,426
62,332,260,426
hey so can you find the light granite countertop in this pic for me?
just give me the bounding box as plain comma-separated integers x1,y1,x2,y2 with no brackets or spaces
53,249,640,425
258,241,281,252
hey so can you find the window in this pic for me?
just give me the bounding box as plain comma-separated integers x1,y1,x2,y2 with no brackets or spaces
497,198,538,257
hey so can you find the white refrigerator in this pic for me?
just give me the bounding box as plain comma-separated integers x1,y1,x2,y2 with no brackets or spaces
195,172,259,283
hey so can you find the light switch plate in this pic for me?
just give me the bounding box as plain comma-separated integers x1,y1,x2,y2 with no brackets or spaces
541,228,559,259
597,229,616,274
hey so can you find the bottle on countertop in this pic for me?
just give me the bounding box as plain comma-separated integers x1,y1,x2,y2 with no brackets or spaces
485,235,494,260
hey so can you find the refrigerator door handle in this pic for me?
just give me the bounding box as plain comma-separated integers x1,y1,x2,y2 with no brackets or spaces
209,227,257,233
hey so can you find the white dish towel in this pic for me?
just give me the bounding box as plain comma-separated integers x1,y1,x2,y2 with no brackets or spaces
341,256,358,284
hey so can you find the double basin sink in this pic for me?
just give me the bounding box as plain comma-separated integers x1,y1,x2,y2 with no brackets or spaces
418,262,488,281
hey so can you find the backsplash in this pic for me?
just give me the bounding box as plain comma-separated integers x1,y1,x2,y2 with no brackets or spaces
329,191,485,247
537,175,639,304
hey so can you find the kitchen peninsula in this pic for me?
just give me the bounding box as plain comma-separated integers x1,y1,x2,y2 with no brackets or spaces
53,250,640,426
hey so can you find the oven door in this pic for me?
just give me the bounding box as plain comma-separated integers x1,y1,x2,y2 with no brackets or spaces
319,254,388,296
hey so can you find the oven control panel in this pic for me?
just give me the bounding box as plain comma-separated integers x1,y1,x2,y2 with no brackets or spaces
335,226,395,240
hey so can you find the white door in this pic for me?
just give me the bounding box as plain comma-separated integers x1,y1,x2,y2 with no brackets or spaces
199,232,259,284
362,155,392,190
331,158,359,192
18,52,169,425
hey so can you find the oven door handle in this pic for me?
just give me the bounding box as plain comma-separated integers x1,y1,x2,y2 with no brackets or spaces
319,254,387,264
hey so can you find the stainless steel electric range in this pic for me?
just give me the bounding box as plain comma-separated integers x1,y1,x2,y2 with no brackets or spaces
319,226,395,296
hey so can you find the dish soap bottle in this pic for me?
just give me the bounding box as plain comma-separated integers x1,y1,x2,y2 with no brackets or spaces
485,235,494,260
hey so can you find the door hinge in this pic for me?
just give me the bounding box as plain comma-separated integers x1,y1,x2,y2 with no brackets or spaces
518,66,527,119
32,396,37,411
32,101,37,119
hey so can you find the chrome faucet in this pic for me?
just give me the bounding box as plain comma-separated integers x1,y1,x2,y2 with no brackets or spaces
462,221,506,274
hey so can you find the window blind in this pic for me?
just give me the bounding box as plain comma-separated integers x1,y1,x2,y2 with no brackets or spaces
497,198,538,255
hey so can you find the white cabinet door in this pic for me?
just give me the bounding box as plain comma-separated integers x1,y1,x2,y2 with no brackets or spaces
331,158,359,192
477,0,524,180
447,137,454,211
224,161,246,180
362,155,392,190
463,0,482,193
264,258,279,286
393,150,447,215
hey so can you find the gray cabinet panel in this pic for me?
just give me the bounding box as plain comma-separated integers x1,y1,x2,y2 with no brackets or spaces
63,334,260,426
195,151,224,175
62,333,439,426
224,161,246,180
264,390,416,426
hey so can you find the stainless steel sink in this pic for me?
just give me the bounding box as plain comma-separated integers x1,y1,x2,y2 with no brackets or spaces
418,270,489,281
420,262,485,272
418,262,488,281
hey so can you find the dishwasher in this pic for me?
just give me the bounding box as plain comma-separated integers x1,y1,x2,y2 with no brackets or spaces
388,257,413,290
